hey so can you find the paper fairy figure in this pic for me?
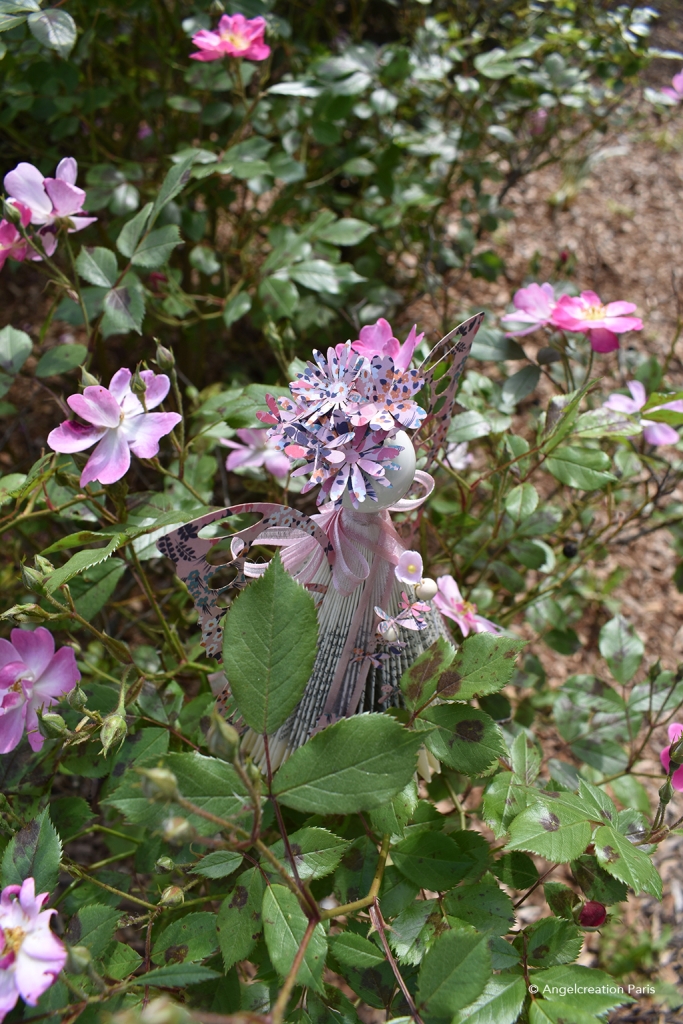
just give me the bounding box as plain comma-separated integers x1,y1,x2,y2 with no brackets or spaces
158,313,484,769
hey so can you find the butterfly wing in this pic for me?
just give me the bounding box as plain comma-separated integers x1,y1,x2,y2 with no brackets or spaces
413,312,485,474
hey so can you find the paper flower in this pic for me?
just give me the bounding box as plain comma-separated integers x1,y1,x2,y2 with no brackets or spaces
190,13,270,62
352,354,426,432
4,159,96,256
551,290,643,353
290,343,367,425
375,596,429,636
0,877,67,1021
48,368,181,487
222,428,290,479
501,282,557,337
433,575,500,637
660,722,683,791
351,318,423,371
395,550,423,585
661,70,683,103
289,425,401,507
0,627,80,754
603,380,683,446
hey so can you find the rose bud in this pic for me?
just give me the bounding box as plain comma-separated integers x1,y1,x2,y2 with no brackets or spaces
577,901,607,929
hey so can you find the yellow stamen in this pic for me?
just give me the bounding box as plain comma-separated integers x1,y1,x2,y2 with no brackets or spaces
2,926,26,955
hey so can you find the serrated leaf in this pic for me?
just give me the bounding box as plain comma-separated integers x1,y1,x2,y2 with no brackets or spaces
418,704,506,775
1,808,61,893
268,827,349,881
501,365,540,404
262,885,327,991
45,534,126,592
452,973,526,1024
437,633,527,701
330,933,385,968
289,259,340,294
222,553,318,734
259,275,299,317
65,904,120,959
400,637,455,711
483,772,529,838
316,218,375,245
272,714,423,814
35,344,88,378
391,831,483,891
507,801,592,863
388,900,438,966
510,733,541,786
0,325,32,375
217,867,265,971
142,963,221,987
520,917,583,967
116,203,153,258
369,779,419,840
27,8,76,57
190,850,243,879
102,278,145,335
570,855,628,905
417,924,491,1017
131,225,182,269
444,881,514,936
75,247,118,287
505,483,539,522
492,851,538,890
529,965,633,1016
223,291,252,328
593,825,661,897
152,154,195,220
104,942,143,980
152,912,218,965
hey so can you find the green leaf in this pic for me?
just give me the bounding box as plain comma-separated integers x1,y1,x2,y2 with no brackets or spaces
444,881,514,936
483,772,529,838
1,808,61,893
262,885,327,991
570,855,628,905
400,637,455,711
152,912,218,965
609,775,650,817
35,344,88,378
190,851,243,879
593,825,662,898
418,705,506,775
217,867,265,971
507,800,592,862
222,553,318,734
505,483,539,522
510,733,541,786
545,446,616,490
316,218,375,245
446,410,491,444
473,48,519,78
598,615,643,684
369,780,419,840
152,154,195,220
102,937,141,978
45,534,126,592
388,900,437,966
436,633,527,701
492,852,538,890
342,157,376,175
65,904,120,959
330,933,385,968
501,365,540,404
75,247,118,288
223,291,252,327
391,831,483,891
452,973,526,1024
143,963,221,987
268,827,349,881
102,278,145,335
259,275,299,317
116,203,153,258
104,942,143,980
470,327,525,362
289,259,340,294
417,924,491,1017
272,713,423,814
0,325,32,375
131,225,182,269
49,797,94,843
106,752,249,837
27,8,77,56
69,558,127,619
521,917,583,967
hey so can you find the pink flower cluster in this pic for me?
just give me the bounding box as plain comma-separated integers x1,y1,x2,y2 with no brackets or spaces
1,158,95,269
190,13,270,62
257,319,426,508
501,282,643,353
603,380,683,447
0,628,80,754
47,368,181,487
0,878,66,1021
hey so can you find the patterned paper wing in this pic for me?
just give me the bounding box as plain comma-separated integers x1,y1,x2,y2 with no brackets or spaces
414,312,484,473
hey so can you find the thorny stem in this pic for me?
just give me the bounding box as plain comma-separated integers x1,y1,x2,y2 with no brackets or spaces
128,544,185,661
269,917,318,1024
319,833,390,921
369,900,425,1024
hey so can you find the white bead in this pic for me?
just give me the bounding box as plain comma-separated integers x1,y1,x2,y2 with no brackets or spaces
382,626,398,642
415,577,438,601
342,430,416,513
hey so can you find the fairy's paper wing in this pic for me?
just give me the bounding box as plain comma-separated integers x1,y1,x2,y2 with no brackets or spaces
414,312,485,474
